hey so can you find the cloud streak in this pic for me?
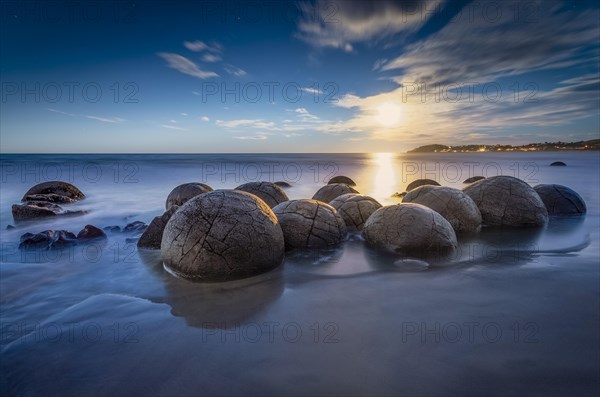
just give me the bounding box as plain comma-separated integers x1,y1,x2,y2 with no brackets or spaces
157,52,218,79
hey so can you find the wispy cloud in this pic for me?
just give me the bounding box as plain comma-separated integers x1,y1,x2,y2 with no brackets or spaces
202,53,222,63
200,116,210,122
234,134,268,140
86,116,125,123
224,64,247,77
157,52,218,79
183,40,222,53
216,119,275,129
161,124,189,131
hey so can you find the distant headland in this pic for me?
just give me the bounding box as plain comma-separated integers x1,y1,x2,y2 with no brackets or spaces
408,139,599,153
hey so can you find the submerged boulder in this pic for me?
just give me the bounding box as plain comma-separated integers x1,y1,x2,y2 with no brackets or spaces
161,190,284,281
165,183,213,209
19,230,77,249
463,176,485,184
328,176,356,186
329,194,382,231
274,181,292,188
550,161,567,166
138,206,180,249
533,184,586,216
272,199,347,249
76,225,106,241
123,221,147,233
22,181,84,201
406,179,440,192
463,176,548,227
402,186,482,233
362,203,458,257
12,202,85,221
235,182,289,208
312,183,358,203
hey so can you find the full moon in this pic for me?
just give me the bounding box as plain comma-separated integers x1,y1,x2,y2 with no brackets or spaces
375,102,403,127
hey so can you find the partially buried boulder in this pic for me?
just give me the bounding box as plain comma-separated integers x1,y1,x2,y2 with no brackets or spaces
165,183,213,209
12,202,86,222
22,181,85,201
19,230,77,249
328,176,356,186
22,194,76,204
329,194,382,231
463,176,485,184
272,199,347,249
533,184,586,216
138,206,179,249
463,176,548,227
274,181,292,188
76,225,106,241
362,203,458,257
161,190,284,281
406,179,440,192
312,183,358,203
235,182,289,208
402,186,481,233
550,161,567,166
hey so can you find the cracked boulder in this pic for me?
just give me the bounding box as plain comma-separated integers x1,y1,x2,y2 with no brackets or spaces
362,203,458,257
138,206,180,249
329,193,382,231
312,183,358,203
22,181,85,201
403,186,482,233
406,179,440,192
272,199,347,249
235,182,289,208
533,184,586,216
161,190,284,281
463,176,548,227
166,183,213,209
328,176,356,186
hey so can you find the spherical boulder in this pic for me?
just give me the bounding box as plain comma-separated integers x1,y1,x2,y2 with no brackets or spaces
463,176,485,184
272,199,347,249
138,206,180,249
235,182,289,208
463,176,548,227
362,203,458,256
329,194,382,231
533,184,586,216
166,183,213,209
22,181,85,201
312,183,358,203
274,181,292,188
402,186,482,233
161,190,284,281
550,161,566,166
328,176,356,186
406,179,440,192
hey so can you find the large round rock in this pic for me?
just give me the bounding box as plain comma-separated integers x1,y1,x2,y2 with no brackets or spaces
463,176,548,227
22,181,84,201
272,200,347,249
166,183,213,209
161,190,284,281
403,186,482,233
312,183,358,203
406,179,440,192
328,176,356,186
235,182,289,208
329,194,382,231
533,184,586,216
362,203,458,256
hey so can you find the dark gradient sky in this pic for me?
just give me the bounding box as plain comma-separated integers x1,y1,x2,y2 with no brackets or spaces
1,0,599,152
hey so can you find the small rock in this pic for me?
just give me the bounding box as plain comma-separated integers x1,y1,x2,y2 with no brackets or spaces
103,225,121,233
123,221,147,233
6,225,15,230
550,161,567,166
76,225,107,241
328,176,356,186
19,230,78,249
391,192,407,198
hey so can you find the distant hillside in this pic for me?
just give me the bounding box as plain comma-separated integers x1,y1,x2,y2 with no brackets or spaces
408,139,600,153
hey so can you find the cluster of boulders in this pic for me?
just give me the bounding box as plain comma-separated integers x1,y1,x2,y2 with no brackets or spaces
11,181,87,221
12,173,586,283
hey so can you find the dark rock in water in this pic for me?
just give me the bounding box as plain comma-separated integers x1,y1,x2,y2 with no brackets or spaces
463,176,485,184
391,192,407,198
125,237,139,244
272,199,347,249
274,181,292,188
362,203,458,257
533,184,587,216
312,183,359,203
138,206,179,249
123,221,147,233
165,183,213,209
103,225,121,233
76,225,107,241
22,181,85,201
161,190,285,281
12,202,86,221
329,193,382,231
550,161,567,166
22,193,77,204
6,225,15,230
402,186,482,233
406,179,440,192
19,230,77,249
463,175,548,227
328,176,356,186
235,181,289,208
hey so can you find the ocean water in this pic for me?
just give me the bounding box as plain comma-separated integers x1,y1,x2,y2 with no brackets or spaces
0,152,598,396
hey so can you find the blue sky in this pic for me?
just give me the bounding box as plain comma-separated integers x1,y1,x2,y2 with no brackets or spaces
1,0,599,153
